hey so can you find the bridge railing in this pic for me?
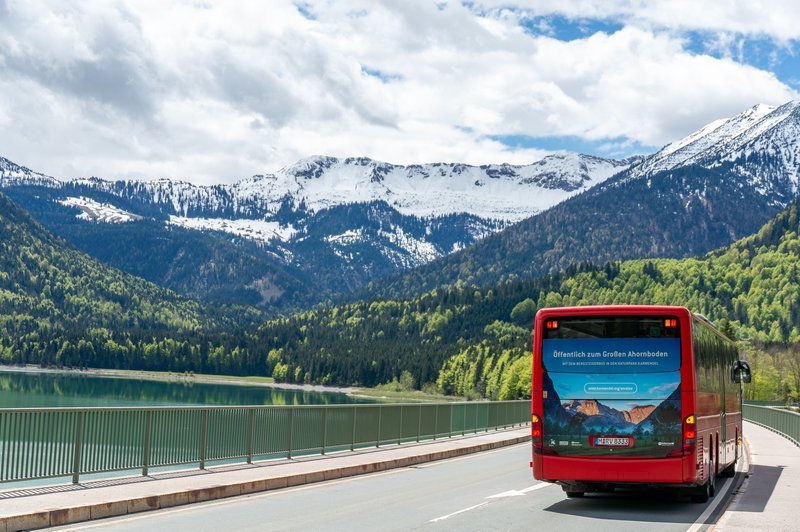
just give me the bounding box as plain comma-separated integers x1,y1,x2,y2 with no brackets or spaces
743,403,800,447
0,400,530,485
743,400,786,407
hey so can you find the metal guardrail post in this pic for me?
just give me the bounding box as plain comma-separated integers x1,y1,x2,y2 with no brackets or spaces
71,411,84,484
287,408,295,459
199,409,208,470
417,406,422,443
351,406,357,451
143,410,153,476
448,404,453,438
398,405,403,445
246,409,254,464
433,405,438,441
376,405,382,448
322,406,328,455
462,404,466,436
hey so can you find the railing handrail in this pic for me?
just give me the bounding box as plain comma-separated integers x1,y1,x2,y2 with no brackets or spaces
0,399,530,414
742,403,800,448
743,404,800,415
743,400,787,406
0,400,532,486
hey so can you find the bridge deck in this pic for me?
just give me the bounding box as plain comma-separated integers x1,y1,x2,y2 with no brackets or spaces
0,428,529,531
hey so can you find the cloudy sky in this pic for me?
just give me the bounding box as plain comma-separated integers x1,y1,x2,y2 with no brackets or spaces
1,0,799,184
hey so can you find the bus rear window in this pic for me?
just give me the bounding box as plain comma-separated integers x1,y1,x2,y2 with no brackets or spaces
543,316,680,340
541,316,681,373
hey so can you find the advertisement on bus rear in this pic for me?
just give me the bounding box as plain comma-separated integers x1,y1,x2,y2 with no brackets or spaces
541,337,682,457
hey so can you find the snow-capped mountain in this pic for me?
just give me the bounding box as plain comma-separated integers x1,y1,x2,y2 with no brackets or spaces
0,153,633,263
42,153,631,224
6,99,800,310
628,101,800,200
375,99,800,299
0,157,60,188
260,154,631,221
0,152,632,309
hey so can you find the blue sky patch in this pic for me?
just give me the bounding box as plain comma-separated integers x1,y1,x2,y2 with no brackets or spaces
520,14,624,41
490,134,657,159
294,2,316,20
361,66,403,83
681,31,800,90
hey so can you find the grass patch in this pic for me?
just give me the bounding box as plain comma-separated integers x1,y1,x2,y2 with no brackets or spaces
87,368,275,386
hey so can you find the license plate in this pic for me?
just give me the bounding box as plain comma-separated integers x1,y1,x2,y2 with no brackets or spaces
594,437,631,447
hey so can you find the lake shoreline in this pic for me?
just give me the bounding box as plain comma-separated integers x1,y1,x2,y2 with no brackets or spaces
0,365,465,403
0,364,358,397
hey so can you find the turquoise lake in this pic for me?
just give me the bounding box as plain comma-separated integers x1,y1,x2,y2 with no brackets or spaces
0,367,366,408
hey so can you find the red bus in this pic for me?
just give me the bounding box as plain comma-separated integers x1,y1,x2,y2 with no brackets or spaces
530,306,750,502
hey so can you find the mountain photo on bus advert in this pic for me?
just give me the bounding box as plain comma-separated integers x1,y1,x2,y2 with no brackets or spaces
541,337,682,457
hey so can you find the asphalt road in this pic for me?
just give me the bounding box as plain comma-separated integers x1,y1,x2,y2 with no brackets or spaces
56,443,739,532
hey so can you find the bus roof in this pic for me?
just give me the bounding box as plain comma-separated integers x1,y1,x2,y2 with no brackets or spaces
535,305,692,318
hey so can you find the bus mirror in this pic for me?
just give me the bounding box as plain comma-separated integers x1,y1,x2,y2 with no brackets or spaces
740,361,752,384
731,363,741,384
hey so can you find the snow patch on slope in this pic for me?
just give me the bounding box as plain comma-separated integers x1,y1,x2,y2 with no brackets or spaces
168,216,296,244
59,197,142,223
379,226,439,267
325,229,365,245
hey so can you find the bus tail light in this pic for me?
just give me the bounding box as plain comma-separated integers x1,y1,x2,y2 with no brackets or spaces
531,413,542,446
683,414,697,455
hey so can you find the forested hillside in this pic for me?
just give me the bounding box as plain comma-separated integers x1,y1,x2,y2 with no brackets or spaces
259,201,800,401
437,201,800,400
3,184,799,403
0,191,262,371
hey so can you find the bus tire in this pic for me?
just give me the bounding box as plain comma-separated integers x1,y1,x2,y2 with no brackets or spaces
566,491,585,498
691,461,715,503
721,460,736,477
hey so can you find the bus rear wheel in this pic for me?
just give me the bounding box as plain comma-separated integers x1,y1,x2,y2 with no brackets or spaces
721,462,736,477
691,460,715,503
566,491,585,498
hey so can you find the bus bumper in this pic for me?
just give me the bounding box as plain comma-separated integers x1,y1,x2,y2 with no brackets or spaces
533,454,689,485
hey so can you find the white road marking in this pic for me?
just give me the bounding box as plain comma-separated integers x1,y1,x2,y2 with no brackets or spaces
431,483,553,521
486,489,525,498
521,483,553,493
700,436,752,531
429,502,489,522
486,483,553,498
684,476,733,532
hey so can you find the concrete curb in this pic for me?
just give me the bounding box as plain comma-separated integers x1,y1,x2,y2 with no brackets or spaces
707,436,751,530
0,433,530,531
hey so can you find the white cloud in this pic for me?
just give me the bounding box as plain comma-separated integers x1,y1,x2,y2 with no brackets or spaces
474,0,800,41
0,0,796,184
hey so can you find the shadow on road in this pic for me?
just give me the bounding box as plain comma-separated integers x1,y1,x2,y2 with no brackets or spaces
733,464,783,512
543,489,705,524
